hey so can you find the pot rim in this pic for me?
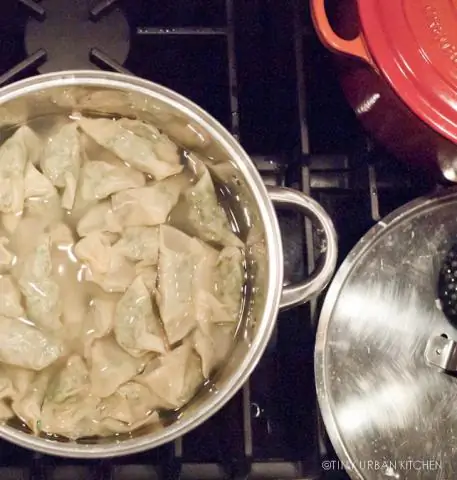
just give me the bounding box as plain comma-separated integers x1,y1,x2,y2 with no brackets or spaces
0,70,284,457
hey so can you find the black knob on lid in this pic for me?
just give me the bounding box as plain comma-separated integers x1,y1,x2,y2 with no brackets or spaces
438,243,457,326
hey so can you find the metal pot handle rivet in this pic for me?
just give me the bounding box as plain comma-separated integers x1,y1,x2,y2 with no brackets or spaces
267,186,338,310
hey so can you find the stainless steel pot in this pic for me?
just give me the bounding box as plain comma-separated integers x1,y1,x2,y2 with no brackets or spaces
0,71,338,457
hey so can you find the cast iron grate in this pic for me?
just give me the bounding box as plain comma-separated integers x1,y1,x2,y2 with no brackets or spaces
0,0,434,479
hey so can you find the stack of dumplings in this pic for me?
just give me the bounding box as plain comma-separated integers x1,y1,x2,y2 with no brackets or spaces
0,115,245,439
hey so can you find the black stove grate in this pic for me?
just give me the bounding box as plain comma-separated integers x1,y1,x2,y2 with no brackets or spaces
0,0,435,478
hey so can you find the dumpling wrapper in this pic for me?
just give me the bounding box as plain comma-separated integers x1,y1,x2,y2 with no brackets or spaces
99,381,163,426
78,160,145,203
111,181,183,228
46,355,89,404
117,118,180,165
49,222,74,247
0,366,17,401
82,296,117,358
8,366,35,400
52,248,88,342
75,231,136,293
78,117,183,180
214,246,245,320
0,126,42,233
0,316,63,370
157,225,218,344
17,235,62,331
174,153,242,247
193,324,235,378
0,275,24,318
40,123,81,210
113,226,160,264
24,162,56,199
23,191,64,229
76,200,122,237
85,255,136,293
114,275,166,357
135,262,157,292
12,370,51,434
0,237,15,272
89,337,150,398
136,343,203,410
74,232,112,274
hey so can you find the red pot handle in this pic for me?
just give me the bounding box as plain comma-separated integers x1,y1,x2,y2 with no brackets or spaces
311,0,374,67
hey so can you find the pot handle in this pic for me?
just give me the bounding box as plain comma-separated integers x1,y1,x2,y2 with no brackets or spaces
267,186,338,310
310,0,373,66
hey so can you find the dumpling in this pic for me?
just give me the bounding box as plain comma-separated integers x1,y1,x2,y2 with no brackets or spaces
39,355,95,438
49,222,74,247
214,246,245,320
23,190,63,227
17,235,62,331
117,118,180,165
53,256,88,343
193,324,235,378
40,123,81,210
0,366,16,400
76,200,122,237
40,394,100,439
12,370,51,434
0,275,24,317
111,181,182,227
0,237,15,272
45,355,89,404
82,296,117,357
78,117,183,180
114,275,166,357
0,402,14,421
85,255,136,293
157,225,217,344
175,153,242,247
136,343,203,410
78,160,145,203
135,262,157,291
74,232,112,274
112,226,160,264
0,126,41,232
0,316,63,370
23,162,56,199
99,381,162,426
99,411,161,435
89,337,150,398
7,366,35,399
75,231,136,292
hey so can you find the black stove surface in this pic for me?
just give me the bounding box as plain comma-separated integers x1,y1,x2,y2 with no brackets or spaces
0,1,435,479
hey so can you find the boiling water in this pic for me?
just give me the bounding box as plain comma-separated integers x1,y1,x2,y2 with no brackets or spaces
0,113,247,441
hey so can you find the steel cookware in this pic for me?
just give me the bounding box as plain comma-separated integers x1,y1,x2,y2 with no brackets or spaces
0,71,338,457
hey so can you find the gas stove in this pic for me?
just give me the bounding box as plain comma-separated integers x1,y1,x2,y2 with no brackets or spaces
0,0,434,479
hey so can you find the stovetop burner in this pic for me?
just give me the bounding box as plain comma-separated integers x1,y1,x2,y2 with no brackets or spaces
24,0,130,73
0,0,434,478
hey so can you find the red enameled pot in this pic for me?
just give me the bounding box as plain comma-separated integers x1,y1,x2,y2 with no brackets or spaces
311,0,457,181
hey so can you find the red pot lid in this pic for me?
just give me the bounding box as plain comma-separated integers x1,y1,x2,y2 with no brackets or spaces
359,0,457,144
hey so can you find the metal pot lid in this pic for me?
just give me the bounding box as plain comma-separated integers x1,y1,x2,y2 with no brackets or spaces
358,0,457,146
315,187,457,480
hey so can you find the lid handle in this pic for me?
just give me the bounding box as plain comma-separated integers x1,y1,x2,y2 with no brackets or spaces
310,0,374,67
425,335,457,372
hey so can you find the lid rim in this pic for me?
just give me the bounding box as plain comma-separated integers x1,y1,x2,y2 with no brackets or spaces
315,187,457,478
357,0,457,144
